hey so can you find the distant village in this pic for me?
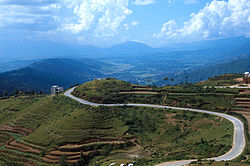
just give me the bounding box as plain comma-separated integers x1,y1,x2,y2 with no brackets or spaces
51,85,63,95
243,72,250,84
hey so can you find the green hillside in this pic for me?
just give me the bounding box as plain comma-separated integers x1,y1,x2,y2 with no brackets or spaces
0,58,108,95
73,78,237,112
196,73,242,86
0,93,233,165
159,56,250,85
72,78,132,104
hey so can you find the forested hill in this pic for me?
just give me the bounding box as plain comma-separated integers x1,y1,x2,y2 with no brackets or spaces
159,56,250,85
0,58,108,95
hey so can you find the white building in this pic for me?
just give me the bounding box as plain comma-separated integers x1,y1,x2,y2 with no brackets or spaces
243,72,250,84
51,85,63,95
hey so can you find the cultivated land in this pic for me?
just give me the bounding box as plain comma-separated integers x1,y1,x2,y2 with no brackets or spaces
72,75,250,165
66,87,245,166
0,95,234,166
0,74,249,165
73,77,238,112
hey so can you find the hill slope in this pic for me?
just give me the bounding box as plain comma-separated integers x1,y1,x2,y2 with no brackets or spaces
0,93,233,165
157,56,250,86
0,58,108,95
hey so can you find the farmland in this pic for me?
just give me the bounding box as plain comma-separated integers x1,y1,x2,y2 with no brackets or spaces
0,94,233,165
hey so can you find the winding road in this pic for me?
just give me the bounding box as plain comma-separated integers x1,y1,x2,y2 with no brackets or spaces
64,87,245,166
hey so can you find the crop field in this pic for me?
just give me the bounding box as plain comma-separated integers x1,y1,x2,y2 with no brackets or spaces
197,73,242,86
0,93,234,166
73,78,237,112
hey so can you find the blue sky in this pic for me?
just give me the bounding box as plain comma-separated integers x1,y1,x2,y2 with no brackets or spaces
0,0,249,47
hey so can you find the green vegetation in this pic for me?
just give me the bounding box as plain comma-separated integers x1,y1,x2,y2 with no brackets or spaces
1,74,248,165
73,78,132,104
160,57,250,85
0,93,233,165
197,73,242,86
73,78,237,112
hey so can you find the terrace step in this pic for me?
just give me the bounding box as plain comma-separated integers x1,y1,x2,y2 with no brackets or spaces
236,105,250,108
58,140,125,151
50,150,81,156
19,140,46,150
236,102,250,105
5,141,41,155
235,98,250,101
0,126,33,136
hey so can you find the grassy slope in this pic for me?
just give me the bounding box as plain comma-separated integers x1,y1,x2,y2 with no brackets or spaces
197,73,242,86
73,78,237,112
0,94,233,166
72,78,132,104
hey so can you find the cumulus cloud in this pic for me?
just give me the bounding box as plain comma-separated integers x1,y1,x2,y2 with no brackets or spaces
154,0,250,41
0,0,133,42
133,0,156,6
56,0,132,38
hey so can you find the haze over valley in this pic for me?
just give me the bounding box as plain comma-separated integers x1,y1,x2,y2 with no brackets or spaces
0,0,250,166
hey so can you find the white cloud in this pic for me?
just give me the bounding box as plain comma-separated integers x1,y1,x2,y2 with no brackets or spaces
131,21,139,26
133,0,156,6
0,1,60,30
154,19,177,38
154,0,250,41
123,21,140,30
59,0,132,38
0,0,132,42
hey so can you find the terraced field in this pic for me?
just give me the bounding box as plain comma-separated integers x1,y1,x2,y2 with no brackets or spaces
73,78,238,113
0,93,234,165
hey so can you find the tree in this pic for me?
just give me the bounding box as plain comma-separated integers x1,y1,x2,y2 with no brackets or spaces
164,77,169,86
59,155,68,166
185,75,189,84
76,152,90,166
14,90,19,95
3,91,8,97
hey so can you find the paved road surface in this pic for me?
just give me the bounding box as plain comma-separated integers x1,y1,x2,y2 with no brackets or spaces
64,87,245,166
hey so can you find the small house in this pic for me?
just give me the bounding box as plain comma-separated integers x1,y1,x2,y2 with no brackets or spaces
51,85,64,95
243,72,250,84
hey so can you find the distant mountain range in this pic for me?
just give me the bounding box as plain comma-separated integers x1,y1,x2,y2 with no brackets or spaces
1,37,249,61
0,37,250,95
163,36,250,50
0,58,108,94
156,56,250,86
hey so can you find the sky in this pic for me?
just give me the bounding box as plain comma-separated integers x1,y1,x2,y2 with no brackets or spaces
0,0,249,47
